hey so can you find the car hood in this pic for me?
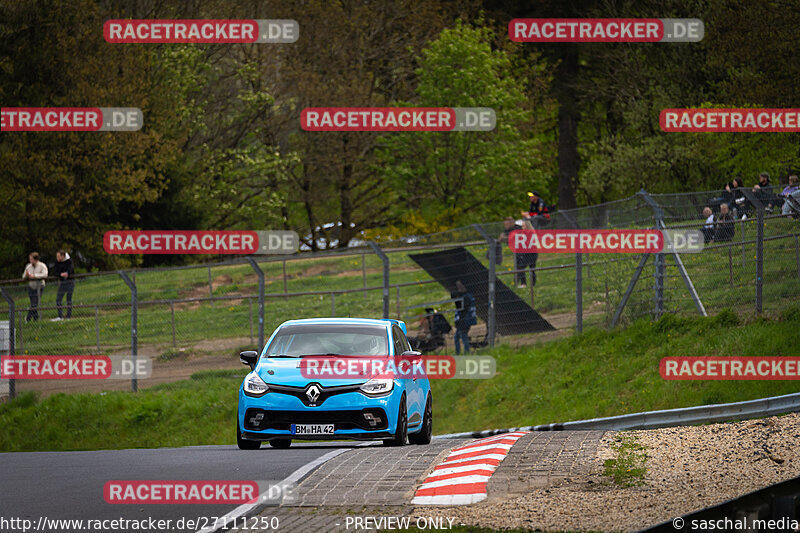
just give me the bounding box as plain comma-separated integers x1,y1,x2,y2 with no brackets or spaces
255,357,370,387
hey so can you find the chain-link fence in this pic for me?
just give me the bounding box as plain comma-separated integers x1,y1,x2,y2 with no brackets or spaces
1,188,798,398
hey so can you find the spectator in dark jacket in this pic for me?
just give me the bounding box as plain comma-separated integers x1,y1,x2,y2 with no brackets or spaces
718,177,745,216
714,203,736,242
51,250,75,320
500,217,528,286
521,191,550,228
452,280,476,355
753,172,776,210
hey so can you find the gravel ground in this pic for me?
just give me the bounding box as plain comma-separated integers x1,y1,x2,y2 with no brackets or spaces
411,413,800,532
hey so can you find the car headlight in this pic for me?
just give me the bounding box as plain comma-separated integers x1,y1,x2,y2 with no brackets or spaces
359,378,393,396
243,372,269,396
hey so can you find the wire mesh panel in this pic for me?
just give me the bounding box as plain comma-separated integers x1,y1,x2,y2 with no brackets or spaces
1,189,797,399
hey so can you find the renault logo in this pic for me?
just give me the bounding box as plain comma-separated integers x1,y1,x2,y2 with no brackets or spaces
305,384,321,405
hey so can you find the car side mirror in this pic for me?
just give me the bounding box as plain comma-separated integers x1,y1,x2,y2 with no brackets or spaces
239,350,258,370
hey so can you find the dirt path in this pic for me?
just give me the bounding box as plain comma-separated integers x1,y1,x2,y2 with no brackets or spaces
13,349,246,397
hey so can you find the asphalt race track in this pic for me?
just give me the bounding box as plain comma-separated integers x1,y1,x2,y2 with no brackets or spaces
0,443,363,529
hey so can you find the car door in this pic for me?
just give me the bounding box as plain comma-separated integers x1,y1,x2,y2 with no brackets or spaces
393,326,423,426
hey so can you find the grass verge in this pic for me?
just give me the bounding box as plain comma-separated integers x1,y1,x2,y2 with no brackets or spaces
603,434,647,487
1,308,799,452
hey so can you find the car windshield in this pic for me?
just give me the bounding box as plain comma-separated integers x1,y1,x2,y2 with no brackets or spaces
264,324,389,357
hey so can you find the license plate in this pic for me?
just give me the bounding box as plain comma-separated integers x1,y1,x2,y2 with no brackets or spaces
291,424,334,435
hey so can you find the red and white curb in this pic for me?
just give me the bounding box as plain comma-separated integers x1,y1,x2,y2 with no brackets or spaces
411,431,528,505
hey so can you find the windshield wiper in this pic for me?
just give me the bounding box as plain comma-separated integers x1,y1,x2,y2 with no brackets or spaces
268,354,298,358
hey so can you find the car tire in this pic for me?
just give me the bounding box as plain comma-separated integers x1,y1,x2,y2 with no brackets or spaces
269,439,292,449
383,395,408,447
236,419,260,450
409,394,432,445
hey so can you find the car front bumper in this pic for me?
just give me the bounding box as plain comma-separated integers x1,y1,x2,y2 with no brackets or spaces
238,387,399,441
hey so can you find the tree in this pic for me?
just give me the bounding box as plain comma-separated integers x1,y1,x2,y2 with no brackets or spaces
0,0,183,274
376,20,549,230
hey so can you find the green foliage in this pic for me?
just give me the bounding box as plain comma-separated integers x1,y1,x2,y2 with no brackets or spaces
603,434,648,487
376,20,550,228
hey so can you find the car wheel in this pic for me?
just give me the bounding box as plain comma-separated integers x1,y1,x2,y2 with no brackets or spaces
409,394,432,445
236,419,260,450
269,439,292,449
383,395,408,447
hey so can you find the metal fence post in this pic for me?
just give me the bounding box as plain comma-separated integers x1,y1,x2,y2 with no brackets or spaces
249,298,254,344
472,224,496,348
368,242,389,319
756,208,764,314
638,190,705,318
170,301,176,348
1,288,16,399
561,210,583,332
576,252,583,333
795,235,800,280
330,293,336,317
119,271,138,392
247,258,265,349
741,218,746,268
95,306,100,352
282,258,288,301
207,265,213,307
741,189,765,314
654,252,665,319
362,251,367,299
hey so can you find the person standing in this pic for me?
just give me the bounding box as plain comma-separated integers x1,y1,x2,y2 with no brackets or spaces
452,280,476,355
518,192,549,286
500,217,525,286
52,250,75,321
22,252,48,322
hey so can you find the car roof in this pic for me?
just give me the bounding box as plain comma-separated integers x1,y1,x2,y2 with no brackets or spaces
278,317,392,328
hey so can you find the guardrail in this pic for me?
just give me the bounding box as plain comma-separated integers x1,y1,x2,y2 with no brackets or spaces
434,390,800,438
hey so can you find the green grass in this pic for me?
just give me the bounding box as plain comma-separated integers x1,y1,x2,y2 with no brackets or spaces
428,307,800,434
1,309,799,452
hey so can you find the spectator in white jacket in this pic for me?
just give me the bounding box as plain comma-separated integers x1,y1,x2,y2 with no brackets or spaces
23,252,48,322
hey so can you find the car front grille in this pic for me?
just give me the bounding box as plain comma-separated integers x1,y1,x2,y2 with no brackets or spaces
243,408,388,431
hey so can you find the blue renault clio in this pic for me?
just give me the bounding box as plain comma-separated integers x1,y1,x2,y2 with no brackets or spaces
236,318,432,449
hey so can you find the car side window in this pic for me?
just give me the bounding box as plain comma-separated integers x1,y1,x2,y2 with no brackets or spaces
392,326,405,355
400,331,411,353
